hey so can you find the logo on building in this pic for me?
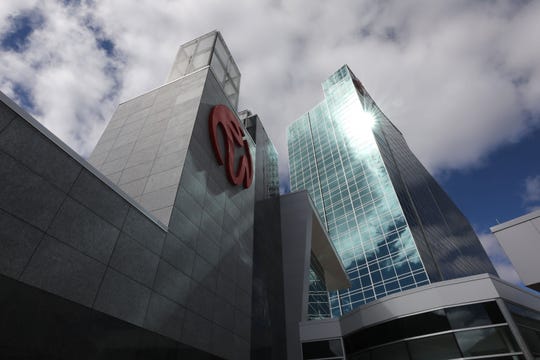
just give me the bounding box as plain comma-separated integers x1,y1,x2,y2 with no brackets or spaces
209,104,253,189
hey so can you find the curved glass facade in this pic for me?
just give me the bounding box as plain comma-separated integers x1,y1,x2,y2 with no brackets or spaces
302,301,526,360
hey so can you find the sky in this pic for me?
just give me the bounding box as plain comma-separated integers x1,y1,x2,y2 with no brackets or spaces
1,0,539,284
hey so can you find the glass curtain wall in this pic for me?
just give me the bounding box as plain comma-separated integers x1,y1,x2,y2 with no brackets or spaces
288,66,430,316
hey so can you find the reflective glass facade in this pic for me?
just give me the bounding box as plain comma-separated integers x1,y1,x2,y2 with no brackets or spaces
288,65,495,317
308,255,331,320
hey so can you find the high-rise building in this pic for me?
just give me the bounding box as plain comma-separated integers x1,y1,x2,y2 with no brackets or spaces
288,65,496,316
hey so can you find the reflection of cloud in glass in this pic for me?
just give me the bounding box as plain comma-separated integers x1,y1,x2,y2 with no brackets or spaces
326,80,428,295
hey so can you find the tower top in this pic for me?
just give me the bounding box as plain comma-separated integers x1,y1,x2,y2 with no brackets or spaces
167,30,241,109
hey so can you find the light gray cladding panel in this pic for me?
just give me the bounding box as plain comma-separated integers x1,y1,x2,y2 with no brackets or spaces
89,69,208,226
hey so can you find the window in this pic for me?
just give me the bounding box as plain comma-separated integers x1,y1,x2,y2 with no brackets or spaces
407,334,461,360
454,327,519,357
302,339,343,359
446,302,505,330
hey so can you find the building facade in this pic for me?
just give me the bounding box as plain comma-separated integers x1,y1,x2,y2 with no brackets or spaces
300,274,540,359
3,30,540,360
0,31,351,360
491,209,540,291
288,65,496,317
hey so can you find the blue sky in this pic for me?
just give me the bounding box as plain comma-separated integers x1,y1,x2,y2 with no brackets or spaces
440,126,540,234
1,0,539,283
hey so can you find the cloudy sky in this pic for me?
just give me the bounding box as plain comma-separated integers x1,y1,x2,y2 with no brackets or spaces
1,0,539,283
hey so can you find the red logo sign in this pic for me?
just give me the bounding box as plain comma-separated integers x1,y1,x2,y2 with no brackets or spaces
209,104,253,189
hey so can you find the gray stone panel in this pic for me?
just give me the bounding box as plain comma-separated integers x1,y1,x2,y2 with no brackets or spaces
144,292,185,341
69,169,129,228
118,161,152,185
195,231,220,267
122,208,166,254
150,206,173,225
162,233,195,276
216,272,236,306
0,99,17,131
153,259,191,306
235,286,252,317
121,177,147,198
91,137,115,156
126,145,158,169
151,150,185,177
200,212,222,246
213,298,235,331
139,185,177,211
86,151,108,168
109,233,160,287
47,198,120,263
234,309,251,341
118,116,145,137
97,125,121,144
168,207,199,249
186,283,214,320
192,254,217,293
182,309,212,352
0,151,66,231
89,69,208,227
0,118,82,191
235,335,250,360
21,236,106,307
93,268,151,326
106,141,135,162
133,132,162,153
175,187,203,228
106,171,122,184
145,166,182,193
179,164,206,205
0,209,44,278
212,324,236,360
99,156,128,177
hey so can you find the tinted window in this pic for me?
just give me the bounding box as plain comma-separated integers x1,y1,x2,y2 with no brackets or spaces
302,339,343,359
407,334,461,360
446,302,505,329
370,342,409,360
345,309,451,353
455,327,518,357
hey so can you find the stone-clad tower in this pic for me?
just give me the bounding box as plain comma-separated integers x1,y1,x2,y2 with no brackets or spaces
89,31,242,226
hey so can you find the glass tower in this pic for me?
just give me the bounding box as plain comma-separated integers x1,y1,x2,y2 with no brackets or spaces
288,65,496,317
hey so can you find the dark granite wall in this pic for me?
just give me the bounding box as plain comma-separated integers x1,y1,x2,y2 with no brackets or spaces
0,66,254,360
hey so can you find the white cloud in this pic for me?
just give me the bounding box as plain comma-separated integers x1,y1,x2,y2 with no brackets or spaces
524,174,540,202
0,0,540,177
478,232,522,284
